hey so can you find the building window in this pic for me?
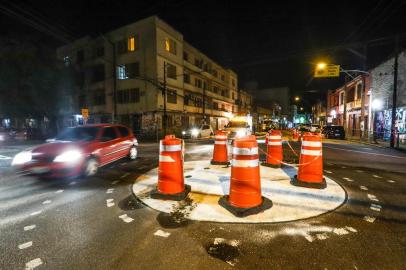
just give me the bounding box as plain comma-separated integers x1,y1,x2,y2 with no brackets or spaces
93,89,105,105
77,50,84,64
194,78,202,88
194,58,203,68
166,63,177,79
117,88,140,104
203,81,207,90
183,51,189,61
339,92,344,105
184,73,190,84
92,64,105,82
117,36,139,54
117,39,127,54
117,63,140,80
165,38,176,54
130,88,140,103
213,86,219,94
95,46,104,57
128,36,138,51
232,92,235,99
63,56,71,66
212,69,218,77
167,89,177,104
232,78,235,87
356,84,362,100
213,102,218,110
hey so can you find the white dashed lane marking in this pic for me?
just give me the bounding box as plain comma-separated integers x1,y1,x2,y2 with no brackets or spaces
106,188,114,194
370,204,382,212
119,214,134,223
25,258,43,269
367,194,379,202
387,180,395,183
18,241,33,250
24,225,36,231
324,170,332,174
154,230,171,237
372,175,382,178
333,228,349,235
345,226,357,233
356,170,364,173
111,180,120,185
120,173,130,178
69,181,76,185
342,177,353,182
42,200,52,205
364,216,376,223
0,154,12,160
30,211,42,216
55,189,64,193
316,233,329,240
106,199,115,207
360,186,368,191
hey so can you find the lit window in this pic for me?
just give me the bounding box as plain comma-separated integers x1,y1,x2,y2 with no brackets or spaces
117,65,127,80
128,36,135,51
165,38,176,54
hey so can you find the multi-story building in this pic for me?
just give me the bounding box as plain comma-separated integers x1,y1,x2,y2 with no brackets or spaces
326,75,370,137
56,16,238,135
311,100,327,126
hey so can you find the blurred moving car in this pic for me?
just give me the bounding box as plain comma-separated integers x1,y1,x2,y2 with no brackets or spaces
322,125,345,139
12,124,138,178
182,124,214,139
223,114,252,141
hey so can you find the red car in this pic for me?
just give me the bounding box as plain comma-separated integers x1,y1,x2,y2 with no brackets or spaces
12,124,138,178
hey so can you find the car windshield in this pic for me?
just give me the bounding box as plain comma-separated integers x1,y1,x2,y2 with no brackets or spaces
226,122,248,128
55,127,100,141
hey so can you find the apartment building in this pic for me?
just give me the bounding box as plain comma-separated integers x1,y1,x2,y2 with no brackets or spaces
56,16,239,135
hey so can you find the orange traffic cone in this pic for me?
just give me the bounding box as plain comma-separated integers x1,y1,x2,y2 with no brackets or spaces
219,135,272,217
151,135,191,200
211,130,230,165
262,130,283,168
291,134,326,189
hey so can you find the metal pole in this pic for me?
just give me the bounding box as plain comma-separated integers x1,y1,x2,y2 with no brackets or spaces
390,35,399,148
202,81,206,123
163,62,167,136
343,75,348,138
360,44,367,139
112,42,117,123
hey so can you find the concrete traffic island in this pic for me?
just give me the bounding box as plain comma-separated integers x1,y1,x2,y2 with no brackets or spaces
132,160,346,223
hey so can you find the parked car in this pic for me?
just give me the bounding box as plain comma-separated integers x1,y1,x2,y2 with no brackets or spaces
322,125,345,139
182,124,214,139
11,124,138,178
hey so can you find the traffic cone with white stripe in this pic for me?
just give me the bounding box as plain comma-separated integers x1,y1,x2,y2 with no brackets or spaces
291,134,326,189
219,135,272,217
262,130,283,168
151,135,191,200
211,130,230,165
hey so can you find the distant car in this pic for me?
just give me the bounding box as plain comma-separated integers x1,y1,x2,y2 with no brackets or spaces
310,124,321,133
12,124,138,178
322,125,345,139
182,124,214,139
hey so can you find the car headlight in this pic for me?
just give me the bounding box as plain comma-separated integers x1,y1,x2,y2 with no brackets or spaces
191,129,199,136
182,131,186,135
236,130,245,138
54,150,82,163
12,151,32,166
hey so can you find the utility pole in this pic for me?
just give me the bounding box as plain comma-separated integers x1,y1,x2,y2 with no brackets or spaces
343,75,348,137
163,62,167,136
112,42,117,123
360,44,367,139
202,81,206,123
390,35,399,148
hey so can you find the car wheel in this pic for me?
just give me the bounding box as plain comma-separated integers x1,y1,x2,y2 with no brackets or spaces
129,146,137,160
84,158,98,177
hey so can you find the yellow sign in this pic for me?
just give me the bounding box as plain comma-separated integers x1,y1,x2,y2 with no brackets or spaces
81,108,89,119
314,65,340,78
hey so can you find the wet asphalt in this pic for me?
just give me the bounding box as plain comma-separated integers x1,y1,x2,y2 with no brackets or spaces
0,139,405,269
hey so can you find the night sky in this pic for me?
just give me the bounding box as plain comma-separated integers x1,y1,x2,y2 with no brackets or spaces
1,0,406,107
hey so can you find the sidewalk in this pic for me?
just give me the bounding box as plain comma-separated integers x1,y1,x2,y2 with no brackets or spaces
332,136,406,152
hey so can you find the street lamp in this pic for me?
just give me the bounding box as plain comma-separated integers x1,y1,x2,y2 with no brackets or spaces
294,96,300,102
372,99,382,110
316,62,327,70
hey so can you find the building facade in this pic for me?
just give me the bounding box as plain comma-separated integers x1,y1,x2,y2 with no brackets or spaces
56,16,239,136
311,100,327,126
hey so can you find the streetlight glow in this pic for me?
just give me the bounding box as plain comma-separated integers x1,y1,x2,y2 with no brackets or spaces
372,99,382,110
294,96,300,101
317,62,327,70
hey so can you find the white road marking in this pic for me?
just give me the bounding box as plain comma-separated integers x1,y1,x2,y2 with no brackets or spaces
370,204,382,212
55,189,64,193
42,200,52,205
106,188,114,194
333,228,349,235
154,230,171,238
120,173,130,178
387,180,395,183
119,214,134,223
360,186,368,191
24,225,36,231
304,235,315,242
111,180,119,185
106,199,115,207
18,241,33,250
316,233,329,240
343,177,353,182
69,181,76,185
106,199,114,203
345,226,357,233
367,194,379,202
341,166,347,169
25,258,43,269
0,154,12,160
364,216,376,223
372,174,382,178
324,145,406,160
30,211,42,216
324,170,332,174
356,170,364,173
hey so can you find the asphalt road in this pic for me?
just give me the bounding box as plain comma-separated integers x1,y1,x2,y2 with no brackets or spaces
0,139,405,269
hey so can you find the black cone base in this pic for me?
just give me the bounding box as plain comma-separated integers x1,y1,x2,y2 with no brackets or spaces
290,175,327,189
218,196,273,218
150,184,191,201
